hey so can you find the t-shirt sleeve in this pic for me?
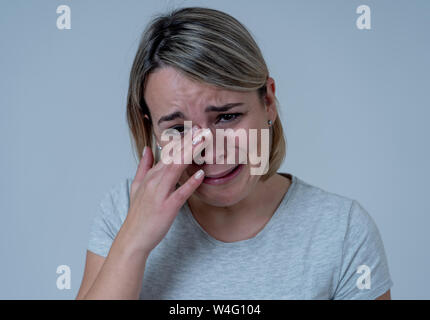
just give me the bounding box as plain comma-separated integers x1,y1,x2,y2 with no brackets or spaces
87,179,130,258
332,200,393,300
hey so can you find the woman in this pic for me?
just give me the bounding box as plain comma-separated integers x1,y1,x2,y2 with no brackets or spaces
76,7,393,300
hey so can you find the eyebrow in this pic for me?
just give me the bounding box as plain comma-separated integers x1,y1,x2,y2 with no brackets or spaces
157,102,244,126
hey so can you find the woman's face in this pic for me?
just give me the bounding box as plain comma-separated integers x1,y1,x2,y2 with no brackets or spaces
144,66,277,207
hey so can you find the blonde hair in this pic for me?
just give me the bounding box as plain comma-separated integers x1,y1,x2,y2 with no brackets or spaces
126,6,286,181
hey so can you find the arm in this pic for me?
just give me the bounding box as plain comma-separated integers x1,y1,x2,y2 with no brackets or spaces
77,126,205,299
333,200,393,300
76,223,150,300
76,251,104,299
375,289,391,300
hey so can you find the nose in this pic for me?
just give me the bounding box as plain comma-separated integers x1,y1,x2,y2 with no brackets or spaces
192,126,228,166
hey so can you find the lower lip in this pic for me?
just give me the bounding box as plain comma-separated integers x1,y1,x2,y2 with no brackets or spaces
202,164,244,185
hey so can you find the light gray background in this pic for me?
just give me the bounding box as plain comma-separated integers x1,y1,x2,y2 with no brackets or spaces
1,0,428,299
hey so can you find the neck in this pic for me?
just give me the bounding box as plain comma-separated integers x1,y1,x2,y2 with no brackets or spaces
186,173,292,241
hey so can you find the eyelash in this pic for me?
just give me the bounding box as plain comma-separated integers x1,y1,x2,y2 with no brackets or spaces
168,113,243,133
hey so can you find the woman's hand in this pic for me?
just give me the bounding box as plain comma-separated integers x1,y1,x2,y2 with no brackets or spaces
121,125,207,256
77,126,209,300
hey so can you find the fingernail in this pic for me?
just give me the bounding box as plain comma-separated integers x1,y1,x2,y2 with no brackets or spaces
142,146,147,157
194,169,204,179
192,134,203,145
192,128,211,145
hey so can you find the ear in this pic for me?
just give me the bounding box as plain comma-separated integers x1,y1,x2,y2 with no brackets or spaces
264,77,278,124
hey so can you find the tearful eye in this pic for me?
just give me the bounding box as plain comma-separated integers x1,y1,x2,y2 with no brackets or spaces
165,126,184,135
165,125,193,136
165,113,242,134
217,113,242,124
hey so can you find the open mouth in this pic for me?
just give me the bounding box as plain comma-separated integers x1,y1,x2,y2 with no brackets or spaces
202,164,244,185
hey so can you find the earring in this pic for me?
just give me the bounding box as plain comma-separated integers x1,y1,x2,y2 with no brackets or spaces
268,119,273,126
157,143,162,150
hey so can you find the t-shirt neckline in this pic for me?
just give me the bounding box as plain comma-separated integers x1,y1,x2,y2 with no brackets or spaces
183,172,298,248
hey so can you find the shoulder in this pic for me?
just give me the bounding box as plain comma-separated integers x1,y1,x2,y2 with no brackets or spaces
96,177,133,226
289,174,355,223
87,177,133,257
286,175,393,299
284,174,378,245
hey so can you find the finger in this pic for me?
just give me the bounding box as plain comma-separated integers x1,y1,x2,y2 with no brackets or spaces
192,128,213,165
162,127,209,188
150,125,206,198
154,125,196,171
168,169,205,212
170,127,210,166
131,146,153,197
147,125,198,197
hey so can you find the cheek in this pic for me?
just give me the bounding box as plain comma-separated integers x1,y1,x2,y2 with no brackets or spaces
245,121,267,156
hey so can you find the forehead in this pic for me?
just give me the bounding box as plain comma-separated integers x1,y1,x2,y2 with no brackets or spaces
144,67,253,118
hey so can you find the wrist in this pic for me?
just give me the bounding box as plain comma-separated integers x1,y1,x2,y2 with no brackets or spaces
113,219,152,260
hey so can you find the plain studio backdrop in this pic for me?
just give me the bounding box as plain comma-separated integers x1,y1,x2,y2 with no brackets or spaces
0,0,428,299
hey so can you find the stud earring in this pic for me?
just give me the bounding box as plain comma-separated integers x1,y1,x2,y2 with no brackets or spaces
157,143,162,150
268,119,273,126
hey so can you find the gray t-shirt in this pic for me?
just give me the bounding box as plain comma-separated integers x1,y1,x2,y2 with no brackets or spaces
87,172,393,299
